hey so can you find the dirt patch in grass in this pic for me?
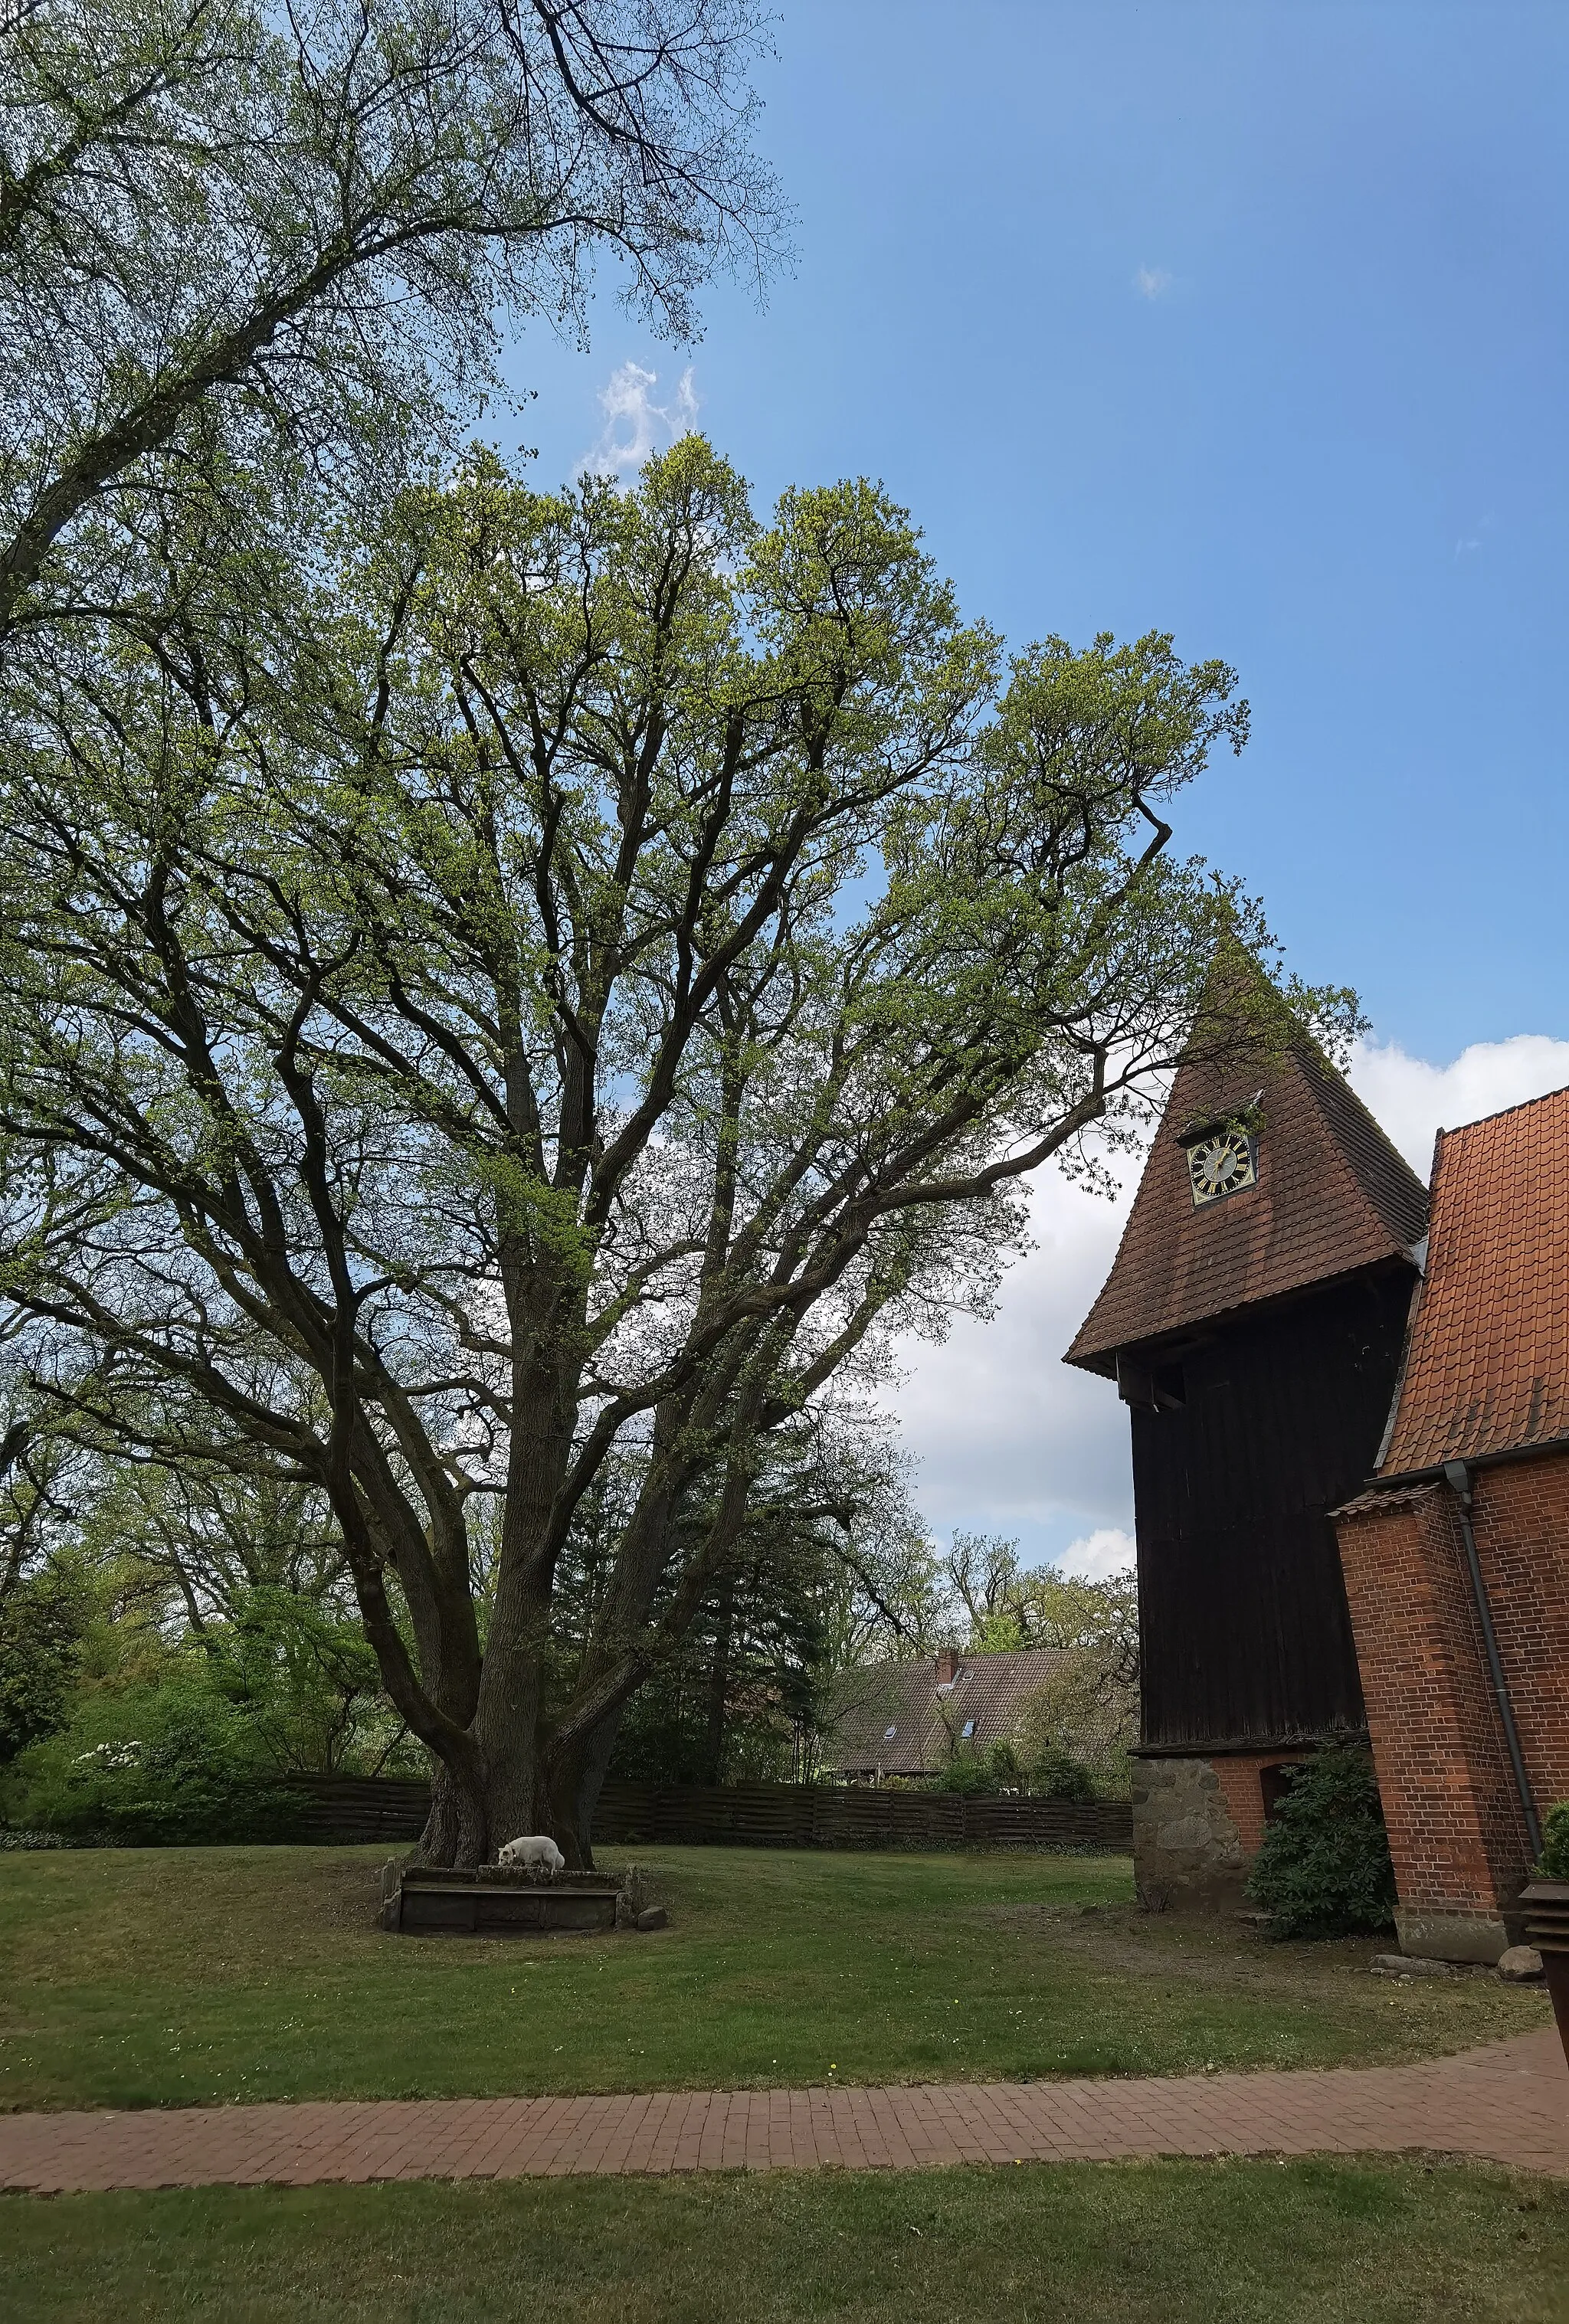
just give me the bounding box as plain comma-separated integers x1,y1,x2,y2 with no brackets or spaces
987,1899,1400,1985
976,1897,1542,2056
303,1855,398,1932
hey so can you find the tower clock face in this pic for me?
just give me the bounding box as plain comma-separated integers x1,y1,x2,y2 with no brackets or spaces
1187,1128,1256,1206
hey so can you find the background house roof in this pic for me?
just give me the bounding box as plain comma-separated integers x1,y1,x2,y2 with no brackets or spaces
1377,1082,1569,1474
824,1649,1072,1776
1066,1039,1429,1375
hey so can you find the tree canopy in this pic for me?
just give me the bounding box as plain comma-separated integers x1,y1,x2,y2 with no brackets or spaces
0,0,784,634
0,414,1325,1863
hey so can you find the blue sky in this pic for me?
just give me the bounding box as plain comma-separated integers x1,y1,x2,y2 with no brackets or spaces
497,2,1569,1566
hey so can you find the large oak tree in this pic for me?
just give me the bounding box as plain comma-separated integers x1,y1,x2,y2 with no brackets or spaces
0,431,1339,1862
0,0,783,1583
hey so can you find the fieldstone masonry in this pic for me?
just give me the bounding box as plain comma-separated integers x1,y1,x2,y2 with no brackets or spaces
1131,1756,1246,1908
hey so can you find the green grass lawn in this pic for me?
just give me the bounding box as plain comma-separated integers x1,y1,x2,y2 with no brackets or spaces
0,1844,1550,2112
2,2159,1567,2323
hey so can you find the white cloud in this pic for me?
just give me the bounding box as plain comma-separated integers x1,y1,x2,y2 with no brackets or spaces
888,1030,1569,1570
578,362,699,483
888,1152,1142,1558
1134,265,1173,300
1060,1527,1136,1581
1347,1033,1569,1177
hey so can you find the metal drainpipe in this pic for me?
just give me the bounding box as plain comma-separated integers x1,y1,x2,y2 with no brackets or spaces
1442,1459,1542,1861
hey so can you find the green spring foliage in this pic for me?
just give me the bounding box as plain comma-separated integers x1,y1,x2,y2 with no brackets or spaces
0,1678,304,1847
925,1740,1098,1802
1539,1799,1569,1880
0,1558,94,1765
1245,1745,1397,1939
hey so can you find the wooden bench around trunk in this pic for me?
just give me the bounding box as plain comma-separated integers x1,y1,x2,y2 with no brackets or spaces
380,1864,622,1937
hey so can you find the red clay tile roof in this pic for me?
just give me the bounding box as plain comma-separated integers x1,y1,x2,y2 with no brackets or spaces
1332,1481,1441,1521
1066,1040,1429,1373
824,1648,1088,1776
1377,1083,1569,1473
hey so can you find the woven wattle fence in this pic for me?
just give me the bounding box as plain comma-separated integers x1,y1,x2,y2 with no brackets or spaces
284,1774,1132,1854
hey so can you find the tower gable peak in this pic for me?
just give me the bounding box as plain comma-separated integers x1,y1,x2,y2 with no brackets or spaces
1065,1035,1427,1376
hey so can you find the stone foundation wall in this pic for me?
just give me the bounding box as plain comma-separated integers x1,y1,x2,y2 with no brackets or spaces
1131,1756,1245,1909
1132,1750,1319,1908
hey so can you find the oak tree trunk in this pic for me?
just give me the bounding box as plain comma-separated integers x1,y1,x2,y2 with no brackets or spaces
414,1733,572,1870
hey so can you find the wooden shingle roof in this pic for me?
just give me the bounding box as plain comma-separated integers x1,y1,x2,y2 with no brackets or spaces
1065,1039,1429,1375
1377,1082,1569,1473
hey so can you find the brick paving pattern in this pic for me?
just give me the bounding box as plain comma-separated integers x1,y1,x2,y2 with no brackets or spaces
0,2029,1563,2193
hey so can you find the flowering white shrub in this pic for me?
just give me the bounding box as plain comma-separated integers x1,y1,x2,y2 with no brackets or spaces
72,1741,141,1769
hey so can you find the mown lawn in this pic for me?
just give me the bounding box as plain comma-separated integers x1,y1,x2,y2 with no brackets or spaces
2,2157,1567,2323
0,1844,1551,2113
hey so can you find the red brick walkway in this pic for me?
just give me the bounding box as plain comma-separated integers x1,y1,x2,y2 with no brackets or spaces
1,2031,1563,2193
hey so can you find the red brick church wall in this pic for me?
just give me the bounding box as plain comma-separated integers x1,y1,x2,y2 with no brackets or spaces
1470,1455,1569,1812
1211,1752,1315,1858
1335,1455,1569,1961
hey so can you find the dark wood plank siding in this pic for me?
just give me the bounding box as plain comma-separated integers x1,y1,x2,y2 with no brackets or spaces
1132,1270,1415,1750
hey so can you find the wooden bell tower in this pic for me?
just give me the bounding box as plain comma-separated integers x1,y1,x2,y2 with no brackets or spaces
1065,1035,1428,1906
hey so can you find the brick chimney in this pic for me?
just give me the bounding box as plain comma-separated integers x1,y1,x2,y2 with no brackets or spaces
935,1648,958,1686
